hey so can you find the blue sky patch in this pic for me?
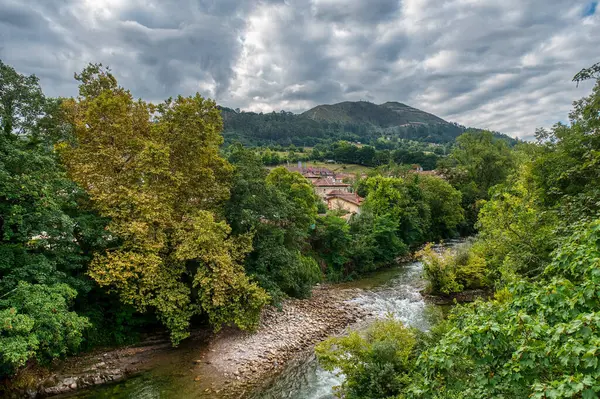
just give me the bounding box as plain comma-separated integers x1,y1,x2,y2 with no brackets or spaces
583,1,597,17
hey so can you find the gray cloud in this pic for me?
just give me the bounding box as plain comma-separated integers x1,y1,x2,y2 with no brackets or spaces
1,0,598,138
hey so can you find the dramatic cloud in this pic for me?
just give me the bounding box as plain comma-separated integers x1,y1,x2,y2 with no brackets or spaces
1,0,598,138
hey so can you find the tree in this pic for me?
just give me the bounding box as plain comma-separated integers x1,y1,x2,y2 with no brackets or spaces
0,61,109,376
347,212,408,274
226,151,321,300
311,214,352,280
362,176,430,247
476,159,557,279
265,166,319,235
0,61,46,137
533,81,600,221
0,283,90,375
413,221,600,399
416,175,464,240
59,64,268,344
439,130,515,232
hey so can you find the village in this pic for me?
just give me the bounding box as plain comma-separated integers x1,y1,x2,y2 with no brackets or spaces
285,162,437,218
285,162,364,217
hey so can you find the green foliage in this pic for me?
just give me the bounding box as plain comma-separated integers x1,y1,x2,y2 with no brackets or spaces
339,66,600,399
0,133,95,294
0,60,46,137
266,167,319,231
305,141,440,170
361,174,463,245
439,130,516,232
311,173,463,281
476,159,558,279
419,242,486,295
0,283,90,376
311,211,408,281
362,176,429,246
311,215,352,278
413,221,600,399
0,61,122,376
316,318,417,399
59,64,269,344
417,175,464,240
533,80,600,222
352,212,408,271
226,148,321,301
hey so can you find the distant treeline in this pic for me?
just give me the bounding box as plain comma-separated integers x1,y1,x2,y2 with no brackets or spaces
220,107,472,146
251,140,446,170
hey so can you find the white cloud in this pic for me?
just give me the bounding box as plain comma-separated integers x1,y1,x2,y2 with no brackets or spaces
0,0,599,139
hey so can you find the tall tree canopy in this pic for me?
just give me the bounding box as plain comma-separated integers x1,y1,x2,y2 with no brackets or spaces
59,64,268,343
439,130,515,232
0,62,103,375
226,148,321,301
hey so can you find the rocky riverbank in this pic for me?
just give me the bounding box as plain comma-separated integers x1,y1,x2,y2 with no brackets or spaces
194,285,366,397
1,331,210,398
3,285,366,398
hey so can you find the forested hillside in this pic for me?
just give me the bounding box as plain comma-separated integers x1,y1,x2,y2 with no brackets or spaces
301,101,446,125
220,101,498,146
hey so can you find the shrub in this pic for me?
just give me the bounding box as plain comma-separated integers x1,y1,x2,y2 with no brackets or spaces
0,283,90,377
419,241,487,295
316,318,417,399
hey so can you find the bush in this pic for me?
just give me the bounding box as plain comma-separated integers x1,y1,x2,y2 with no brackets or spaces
0,283,90,377
316,318,417,399
419,241,487,295
413,221,600,398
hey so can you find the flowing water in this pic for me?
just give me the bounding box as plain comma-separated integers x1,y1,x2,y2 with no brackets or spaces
254,259,446,399
69,254,447,399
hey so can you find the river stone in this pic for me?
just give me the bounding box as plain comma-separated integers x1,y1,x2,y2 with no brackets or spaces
62,377,76,386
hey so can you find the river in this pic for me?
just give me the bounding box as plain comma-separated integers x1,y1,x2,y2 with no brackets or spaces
69,255,446,399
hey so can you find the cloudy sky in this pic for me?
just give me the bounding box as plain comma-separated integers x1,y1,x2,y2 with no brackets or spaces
1,0,598,139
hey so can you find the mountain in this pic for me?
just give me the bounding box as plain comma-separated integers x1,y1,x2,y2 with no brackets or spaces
220,101,514,147
302,101,447,126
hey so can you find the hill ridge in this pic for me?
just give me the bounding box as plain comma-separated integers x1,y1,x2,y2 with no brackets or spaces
219,100,515,147
300,100,448,127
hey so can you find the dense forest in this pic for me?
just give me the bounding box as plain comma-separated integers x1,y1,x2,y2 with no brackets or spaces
316,62,600,398
2,56,599,399
220,103,515,147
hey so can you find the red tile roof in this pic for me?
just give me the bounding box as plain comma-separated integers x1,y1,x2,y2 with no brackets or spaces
326,191,364,206
313,177,350,187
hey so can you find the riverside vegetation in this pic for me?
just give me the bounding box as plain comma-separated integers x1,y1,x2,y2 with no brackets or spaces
1,58,599,399
316,63,600,398
0,60,465,385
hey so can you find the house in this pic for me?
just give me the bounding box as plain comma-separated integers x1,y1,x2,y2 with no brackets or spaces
313,177,350,199
326,190,364,215
303,172,322,183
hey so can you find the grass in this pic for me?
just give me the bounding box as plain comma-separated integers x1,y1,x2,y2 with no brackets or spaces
303,161,372,175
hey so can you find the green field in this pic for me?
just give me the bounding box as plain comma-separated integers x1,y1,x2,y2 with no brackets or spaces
303,161,372,175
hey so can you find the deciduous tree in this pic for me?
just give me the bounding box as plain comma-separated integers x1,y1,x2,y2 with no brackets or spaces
59,64,268,343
